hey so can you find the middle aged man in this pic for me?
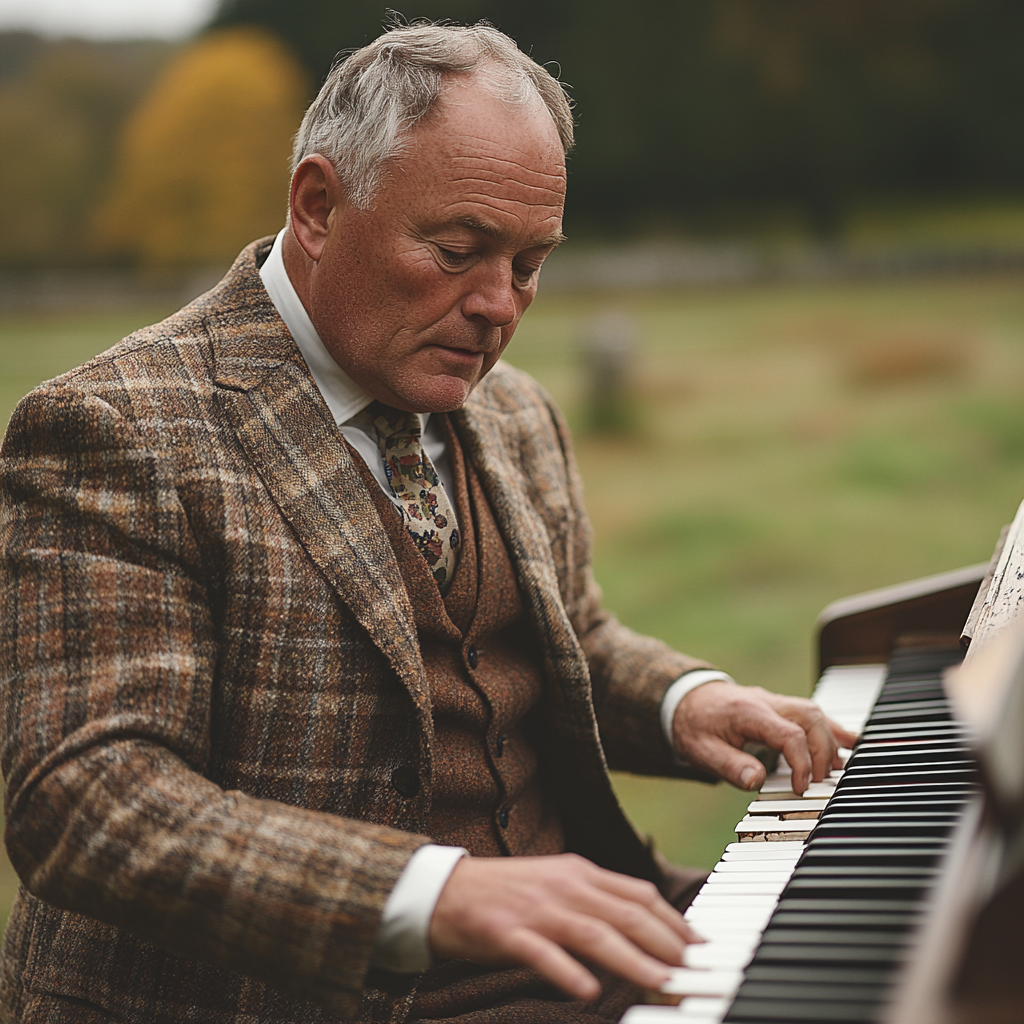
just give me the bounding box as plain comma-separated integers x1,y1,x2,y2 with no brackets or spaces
0,21,854,1024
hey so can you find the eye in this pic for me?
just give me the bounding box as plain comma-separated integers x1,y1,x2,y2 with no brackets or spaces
437,247,472,269
513,261,541,286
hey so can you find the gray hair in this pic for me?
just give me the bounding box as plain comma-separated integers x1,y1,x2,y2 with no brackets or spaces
291,20,574,209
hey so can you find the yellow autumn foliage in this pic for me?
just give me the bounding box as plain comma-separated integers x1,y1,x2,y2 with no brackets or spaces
93,28,309,268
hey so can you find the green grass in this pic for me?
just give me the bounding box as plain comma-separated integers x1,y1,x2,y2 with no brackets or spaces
1,272,1022,926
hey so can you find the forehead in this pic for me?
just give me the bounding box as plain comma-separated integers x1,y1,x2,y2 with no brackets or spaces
386,76,566,237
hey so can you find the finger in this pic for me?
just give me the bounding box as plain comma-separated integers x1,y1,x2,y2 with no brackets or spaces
587,871,698,942
804,716,840,783
566,888,688,967
686,734,768,790
503,927,602,1001
756,695,830,793
829,719,859,749
548,911,677,992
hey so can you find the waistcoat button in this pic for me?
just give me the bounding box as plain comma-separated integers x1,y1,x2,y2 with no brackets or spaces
390,765,420,798
466,645,479,669
498,807,509,829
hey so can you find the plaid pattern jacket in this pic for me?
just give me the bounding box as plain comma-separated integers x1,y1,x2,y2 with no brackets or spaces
0,240,711,1022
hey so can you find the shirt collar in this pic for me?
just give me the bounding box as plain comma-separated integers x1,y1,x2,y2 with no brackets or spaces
259,230,430,433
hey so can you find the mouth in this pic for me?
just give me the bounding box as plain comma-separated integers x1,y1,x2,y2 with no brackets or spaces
428,344,492,366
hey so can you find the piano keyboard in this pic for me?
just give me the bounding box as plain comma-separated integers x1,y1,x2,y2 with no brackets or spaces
624,645,975,1024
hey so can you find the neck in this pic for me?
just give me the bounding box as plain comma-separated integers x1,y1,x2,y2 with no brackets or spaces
280,224,316,312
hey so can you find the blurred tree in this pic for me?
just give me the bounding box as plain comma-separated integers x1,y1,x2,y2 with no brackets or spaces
0,35,172,269
92,28,309,268
208,0,1024,238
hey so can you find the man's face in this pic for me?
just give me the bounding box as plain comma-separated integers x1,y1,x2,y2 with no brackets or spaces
303,76,567,413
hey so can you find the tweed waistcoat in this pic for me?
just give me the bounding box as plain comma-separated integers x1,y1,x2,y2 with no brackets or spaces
352,418,564,858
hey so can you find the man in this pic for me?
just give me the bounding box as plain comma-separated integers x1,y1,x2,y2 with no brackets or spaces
0,22,853,1024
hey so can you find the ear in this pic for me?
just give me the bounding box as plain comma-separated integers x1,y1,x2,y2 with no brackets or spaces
289,155,345,263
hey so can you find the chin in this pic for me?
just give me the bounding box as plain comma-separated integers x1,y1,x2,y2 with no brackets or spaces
396,374,476,414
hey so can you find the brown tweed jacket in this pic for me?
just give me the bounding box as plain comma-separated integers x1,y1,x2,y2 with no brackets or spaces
0,239,712,1023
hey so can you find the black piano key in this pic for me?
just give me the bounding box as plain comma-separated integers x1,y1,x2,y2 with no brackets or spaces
875,688,945,702
864,711,951,727
737,982,887,1003
829,783,975,800
807,836,949,848
776,898,927,913
829,767,976,787
799,849,942,868
865,698,951,715
782,878,934,899
860,722,963,735
760,928,906,946
751,943,907,965
809,821,957,839
816,811,960,823
743,965,895,986
852,745,969,758
844,758,968,773
849,749,969,766
725,997,881,1022
819,801,966,817
791,866,938,879
769,911,918,930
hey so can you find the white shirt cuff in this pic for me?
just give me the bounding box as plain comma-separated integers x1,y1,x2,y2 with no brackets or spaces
660,669,736,750
369,843,467,973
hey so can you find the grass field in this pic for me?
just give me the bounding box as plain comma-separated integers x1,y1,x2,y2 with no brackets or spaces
1,271,1023,927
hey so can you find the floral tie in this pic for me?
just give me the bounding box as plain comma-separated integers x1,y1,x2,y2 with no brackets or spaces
368,400,461,593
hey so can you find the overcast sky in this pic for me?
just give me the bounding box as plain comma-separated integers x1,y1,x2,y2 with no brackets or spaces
0,0,219,39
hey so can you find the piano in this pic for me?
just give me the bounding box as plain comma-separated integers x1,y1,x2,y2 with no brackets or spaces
623,500,1024,1024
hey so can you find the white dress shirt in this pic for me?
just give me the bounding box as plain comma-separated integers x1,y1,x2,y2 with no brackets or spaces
258,229,732,972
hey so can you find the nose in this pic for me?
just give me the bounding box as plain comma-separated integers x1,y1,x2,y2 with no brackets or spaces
461,264,519,328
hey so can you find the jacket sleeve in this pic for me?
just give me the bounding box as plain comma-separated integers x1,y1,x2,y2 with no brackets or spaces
538,395,720,780
0,386,428,1019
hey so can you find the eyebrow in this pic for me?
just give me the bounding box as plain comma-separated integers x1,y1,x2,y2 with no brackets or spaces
454,214,567,249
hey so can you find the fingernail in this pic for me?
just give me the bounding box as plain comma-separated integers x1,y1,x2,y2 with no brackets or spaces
740,766,757,789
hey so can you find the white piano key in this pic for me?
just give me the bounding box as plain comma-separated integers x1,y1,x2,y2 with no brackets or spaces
713,861,798,876
734,816,816,834
756,779,838,798
687,918,765,930
690,893,779,909
685,939,759,958
705,876,792,888
661,968,742,997
684,910,774,929
680,996,732,1015
698,880,788,896
724,840,805,853
685,944,755,969
746,798,828,814
687,925,768,940
685,922,772,941
621,1008,690,1023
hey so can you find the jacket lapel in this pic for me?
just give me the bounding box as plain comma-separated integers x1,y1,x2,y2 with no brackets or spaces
204,262,431,725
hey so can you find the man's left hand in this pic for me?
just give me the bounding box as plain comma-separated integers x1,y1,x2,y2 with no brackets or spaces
672,680,858,794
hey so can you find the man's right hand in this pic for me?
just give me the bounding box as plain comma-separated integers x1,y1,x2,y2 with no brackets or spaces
427,853,701,1001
